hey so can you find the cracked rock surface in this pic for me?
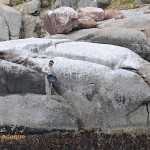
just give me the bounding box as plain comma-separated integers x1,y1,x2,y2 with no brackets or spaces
0,38,150,129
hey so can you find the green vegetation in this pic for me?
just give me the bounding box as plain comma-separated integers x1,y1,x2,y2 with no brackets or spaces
34,23,42,38
106,0,140,10
41,0,53,8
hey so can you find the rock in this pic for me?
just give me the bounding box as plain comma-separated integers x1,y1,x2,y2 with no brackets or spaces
44,7,78,35
0,38,70,63
47,27,150,62
77,7,104,21
54,0,79,10
46,56,150,127
20,15,43,38
97,0,111,9
0,94,77,130
97,7,150,38
27,0,41,15
0,60,45,94
78,16,97,28
77,0,97,7
141,0,150,4
85,27,150,62
0,3,22,40
1,38,150,128
0,15,9,41
105,10,124,20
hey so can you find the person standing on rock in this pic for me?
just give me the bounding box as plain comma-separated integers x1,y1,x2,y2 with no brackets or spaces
42,60,57,95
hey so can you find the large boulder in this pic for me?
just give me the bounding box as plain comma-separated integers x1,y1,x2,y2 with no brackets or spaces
44,7,78,35
78,16,97,28
0,60,45,94
27,0,41,15
0,15,9,41
20,15,43,38
97,6,150,39
1,38,150,128
54,0,79,9
0,94,77,130
77,7,104,21
47,27,150,62
0,3,22,40
77,0,97,7
0,38,55,63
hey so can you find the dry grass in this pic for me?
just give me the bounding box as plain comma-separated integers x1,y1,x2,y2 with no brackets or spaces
106,0,140,10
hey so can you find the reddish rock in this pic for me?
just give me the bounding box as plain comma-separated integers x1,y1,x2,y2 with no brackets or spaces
44,7,78,35
78,16,97,28
105,10,124,20
77,7,104,21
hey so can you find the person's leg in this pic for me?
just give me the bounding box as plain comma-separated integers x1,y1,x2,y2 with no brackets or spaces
45,76,51,95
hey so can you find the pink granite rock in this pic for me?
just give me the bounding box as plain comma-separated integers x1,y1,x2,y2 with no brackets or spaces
77,7,104,21
44,7,78,35
78,16,97,28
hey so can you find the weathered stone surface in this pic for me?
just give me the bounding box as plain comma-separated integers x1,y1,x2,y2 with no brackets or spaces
0,38,54,62
97,0,111,8
54,0,79,10
0,94,77,130
0,15,9,41
27,0,41,15
20,15,42,38
78,16,97,28
77,0,97,7
1,38,150,128
0,3,22,40
44,7,78,35
77,7,104,21
0,60,45,94
47,27,150,62
141,0,150,3
105,10,124,20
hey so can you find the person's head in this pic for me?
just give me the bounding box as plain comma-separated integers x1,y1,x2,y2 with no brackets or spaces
49,60,54,66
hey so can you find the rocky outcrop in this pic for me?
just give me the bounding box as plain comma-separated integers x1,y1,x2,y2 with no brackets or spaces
0,94,77,130
78,16,97,28
0,60,45,94
0,15,9,41
77,7,104,21
47,27,150,62
0,3,22,40
0,38,150,129
44,7,78,35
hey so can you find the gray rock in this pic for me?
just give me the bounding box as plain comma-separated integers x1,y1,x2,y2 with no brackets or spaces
77,0,97,7
97,0,111,8
0,3,22,40
0,94,77,130
54,0,79,10
0,15,9,41
47,27,150,62
141,0,150,4
0,60,45,94
27,0,41,15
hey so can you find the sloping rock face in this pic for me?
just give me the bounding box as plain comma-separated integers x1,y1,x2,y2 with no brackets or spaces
0,3,22,40
47,27,150,62
0,94,77,130
1,38,150,129
44,7,78,35
0,60,45,94
0,15,9,41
